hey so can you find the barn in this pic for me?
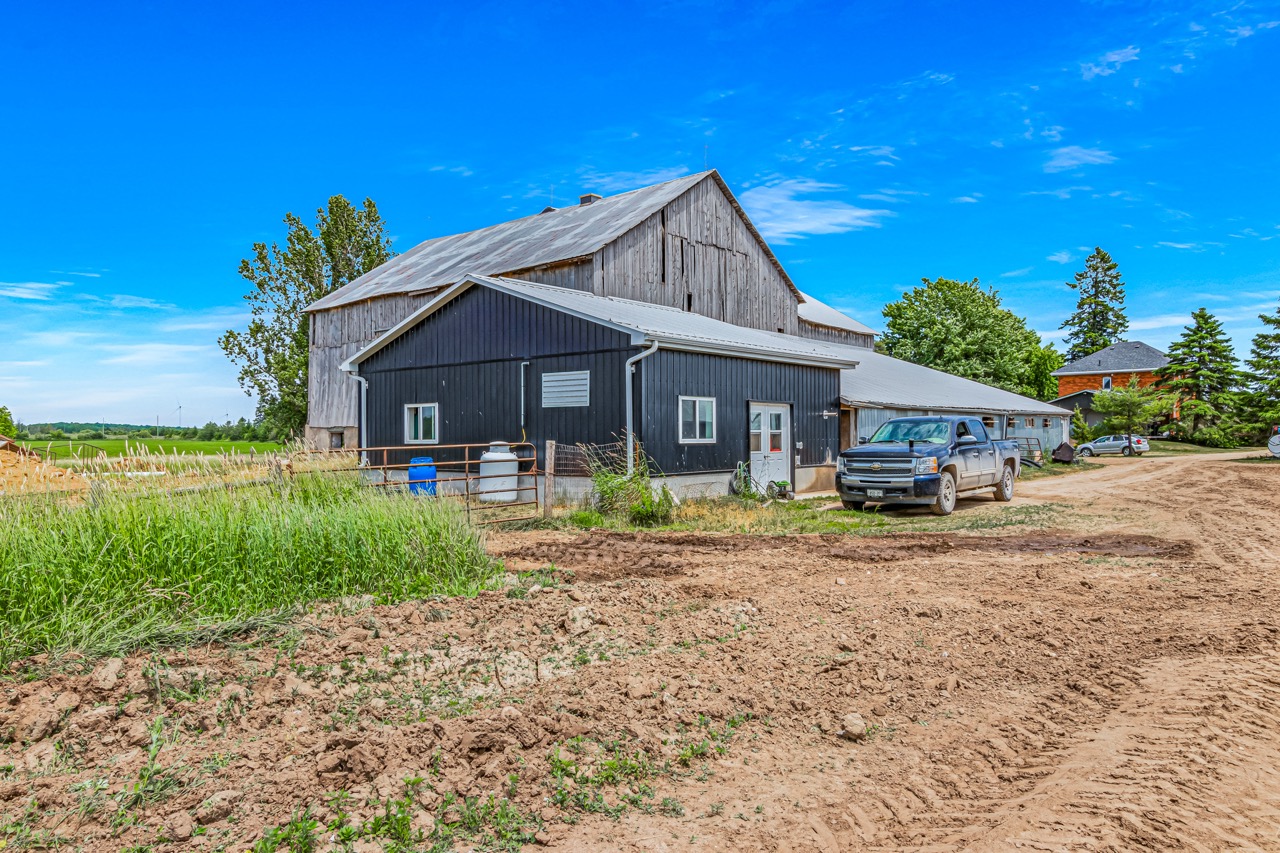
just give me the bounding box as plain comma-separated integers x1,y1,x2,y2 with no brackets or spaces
307,168,1072,493
341,275,857,495
305,171,871,449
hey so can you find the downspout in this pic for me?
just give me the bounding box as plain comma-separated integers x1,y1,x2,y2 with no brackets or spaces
625,341,661,475
519,361,530,442
342,366,369,462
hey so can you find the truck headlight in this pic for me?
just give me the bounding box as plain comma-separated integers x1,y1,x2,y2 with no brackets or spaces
915,457,938,475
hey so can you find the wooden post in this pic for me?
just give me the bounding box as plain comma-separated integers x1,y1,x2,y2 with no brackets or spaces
543,440,556,519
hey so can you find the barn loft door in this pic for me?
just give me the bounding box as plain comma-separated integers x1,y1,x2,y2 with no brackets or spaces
748,403,791,488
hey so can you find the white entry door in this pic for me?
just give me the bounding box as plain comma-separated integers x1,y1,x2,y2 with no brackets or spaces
749,403,791,487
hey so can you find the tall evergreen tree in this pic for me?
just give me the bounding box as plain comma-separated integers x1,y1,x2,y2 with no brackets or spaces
219,196,395,437
1155,308,1239,435
1061,247,1129,362
1242,296,1280,437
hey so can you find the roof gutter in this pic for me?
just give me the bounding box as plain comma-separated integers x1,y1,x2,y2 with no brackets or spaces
340,363,369,459
624,341,661,475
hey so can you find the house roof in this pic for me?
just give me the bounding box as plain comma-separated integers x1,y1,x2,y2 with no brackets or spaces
796,291,878,337
839,350,1071,416
308,170,801,312
1050,390,1097,409
1051,340,1169,376
344,275,860,371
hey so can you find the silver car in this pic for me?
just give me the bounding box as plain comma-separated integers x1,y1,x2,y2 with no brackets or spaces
1077,434,1149,457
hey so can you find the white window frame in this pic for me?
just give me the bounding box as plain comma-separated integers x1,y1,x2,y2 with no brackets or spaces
404,403,439,445
678,396,717,444
1101,376,1113,391
1024,417,1035,428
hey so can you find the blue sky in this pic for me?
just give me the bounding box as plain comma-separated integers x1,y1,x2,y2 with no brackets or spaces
2,0,1278,425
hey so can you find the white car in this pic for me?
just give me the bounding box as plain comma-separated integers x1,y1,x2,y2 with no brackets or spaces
1077,434,1149,457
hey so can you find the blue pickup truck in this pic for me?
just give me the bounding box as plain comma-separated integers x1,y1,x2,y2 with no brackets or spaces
836,415,1021,515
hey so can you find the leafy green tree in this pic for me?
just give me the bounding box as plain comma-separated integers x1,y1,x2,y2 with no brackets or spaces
1061,247,1128,362
881,277,1061,398
1155,308,1240,437
1091,376,1162,451
219,196,395,437
0,406,15,438
1241,296,1280,440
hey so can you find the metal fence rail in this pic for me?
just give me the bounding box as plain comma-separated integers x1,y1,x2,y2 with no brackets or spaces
294,442,542,524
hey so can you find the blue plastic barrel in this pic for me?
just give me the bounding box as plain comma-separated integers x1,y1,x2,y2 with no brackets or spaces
408,457,437,495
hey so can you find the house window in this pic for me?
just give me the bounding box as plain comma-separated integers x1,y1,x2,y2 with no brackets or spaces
1024,417,1035,428
328,430,344,450
1102,376,1112,391
1007,417,1017,429
1042,418,1051,428
542,370,590,407
981,415,996,430
404,403,439,444
679,396,716,443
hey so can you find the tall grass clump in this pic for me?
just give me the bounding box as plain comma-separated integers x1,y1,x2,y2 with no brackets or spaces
584,441,675,527
0,472,498,665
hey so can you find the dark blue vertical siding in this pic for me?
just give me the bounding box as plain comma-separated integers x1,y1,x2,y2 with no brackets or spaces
360,287,633,466
638,350,841,474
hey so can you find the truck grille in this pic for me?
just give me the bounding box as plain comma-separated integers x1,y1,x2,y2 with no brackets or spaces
843,458,914,477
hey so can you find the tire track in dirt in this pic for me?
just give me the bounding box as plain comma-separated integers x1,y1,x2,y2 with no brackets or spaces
913,653,1280,852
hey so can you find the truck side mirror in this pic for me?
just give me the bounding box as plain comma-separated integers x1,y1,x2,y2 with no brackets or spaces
858,436,869,445
957,434,979,445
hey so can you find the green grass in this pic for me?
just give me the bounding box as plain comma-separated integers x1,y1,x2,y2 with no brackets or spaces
1017,459,1104,480
555,494,1067,536
1145,439,1264,456
19,438,281,460
0,472,497,666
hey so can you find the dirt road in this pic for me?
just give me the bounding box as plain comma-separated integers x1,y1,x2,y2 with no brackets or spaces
2,452,1277,851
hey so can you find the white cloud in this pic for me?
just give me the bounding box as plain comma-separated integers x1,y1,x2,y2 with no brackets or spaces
50,270,102,278
1129,313,1195,331
428,165,474,177
579,166,690,193
1044,146,1117,172
739,179,893,244
1081,45,1141,80
1047,251,1075,264
0,281,64,301
1155,241,1199,250
1001,267,1034,277
99,343,214,366
952,195,981,204
1027,186,1093,199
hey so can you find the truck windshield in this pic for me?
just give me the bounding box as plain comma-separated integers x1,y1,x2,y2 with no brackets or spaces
868,421,951,444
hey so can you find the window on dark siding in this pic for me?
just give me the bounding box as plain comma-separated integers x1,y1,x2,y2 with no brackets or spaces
679,397,716,443
405,403,439,444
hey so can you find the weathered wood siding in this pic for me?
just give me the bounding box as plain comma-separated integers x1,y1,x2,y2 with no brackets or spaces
360,286,633,467
637,350,841,475
593,178,803,334
797,321,875,349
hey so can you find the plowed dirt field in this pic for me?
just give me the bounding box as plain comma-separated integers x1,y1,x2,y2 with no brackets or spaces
3,452,1277,851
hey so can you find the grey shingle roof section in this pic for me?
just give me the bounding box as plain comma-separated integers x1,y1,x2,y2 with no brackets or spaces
345,275,860,370
1052,340,1169,376
308,170,800,312
797,291,878,336
840,350,1071,416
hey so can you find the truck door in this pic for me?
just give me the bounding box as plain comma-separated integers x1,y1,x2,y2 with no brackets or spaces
967,418,998,485
955,420,982,487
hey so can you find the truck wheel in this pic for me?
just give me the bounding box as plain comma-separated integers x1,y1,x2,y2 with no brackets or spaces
841,500,865,511
1079,447,1094,457
930,471,956,516
994,464,1015,502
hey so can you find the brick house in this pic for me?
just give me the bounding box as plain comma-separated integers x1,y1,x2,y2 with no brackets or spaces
1050,340,1169,430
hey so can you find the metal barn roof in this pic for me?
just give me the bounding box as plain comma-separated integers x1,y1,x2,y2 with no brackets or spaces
1052,340,1169,376
308,170,800,312
345,275,860,371
840,349,1071,416
796,291,878,336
